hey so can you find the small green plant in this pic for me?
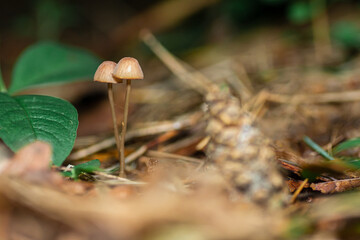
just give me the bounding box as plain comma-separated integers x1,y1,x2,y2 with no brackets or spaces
332,21,360,51
288,1,312,25
0,41,101,166
303,136,334,161
304,135,360,168
62,159,101,180
288,0,331,62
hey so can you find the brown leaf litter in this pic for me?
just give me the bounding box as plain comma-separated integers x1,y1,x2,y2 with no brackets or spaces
0,142,286,240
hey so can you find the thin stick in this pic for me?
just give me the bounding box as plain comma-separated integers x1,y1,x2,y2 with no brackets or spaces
107,84,122,167
266,90,360,104
94,171,146,185
120,80,132,177
125,145,148,164
195,136,211,151
147,150,203,164
311,0,331,62
140,29,216,94
69,112,203,160
160,135,203,153
290,178,309,204
57,166,145,185
106,130,182,172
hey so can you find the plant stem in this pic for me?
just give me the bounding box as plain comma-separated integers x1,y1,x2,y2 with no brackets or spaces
107,83,122,170
303,136,334,161
0,67,7,93
120,80,131,177
311,0,331,62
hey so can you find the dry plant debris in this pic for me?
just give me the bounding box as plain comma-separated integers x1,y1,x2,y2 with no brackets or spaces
0,142,286,240
206,90,286,206
141,30,287,206
4,28,360,240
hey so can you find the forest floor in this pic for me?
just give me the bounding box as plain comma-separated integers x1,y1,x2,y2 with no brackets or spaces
2,17,360,239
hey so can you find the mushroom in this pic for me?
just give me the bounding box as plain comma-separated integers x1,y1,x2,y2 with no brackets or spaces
94,61,122,170
113,57,144,177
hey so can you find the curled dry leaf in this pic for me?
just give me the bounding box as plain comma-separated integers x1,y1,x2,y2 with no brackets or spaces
2,141,62,185
310,178,360,194
287,179,310,193
1,141,94,196
287,178,360,194
278,160,302,176
0,176,285,240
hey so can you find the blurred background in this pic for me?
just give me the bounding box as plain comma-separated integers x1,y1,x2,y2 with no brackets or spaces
3,0,360,73
4,2,360,239
2,0,360,137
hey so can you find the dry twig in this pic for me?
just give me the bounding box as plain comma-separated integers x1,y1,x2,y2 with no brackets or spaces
147,150,204,164
69,112,202,160
290,178,309,204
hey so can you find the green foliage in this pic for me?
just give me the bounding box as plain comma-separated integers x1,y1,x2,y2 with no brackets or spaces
333,137,360,154
261,0,286,3
63,160,101,180
0,93,78,166
9,41,100,94
36,0,78,40
288,1,312,24
304,136,360,171
303,136,334,161
332,21,360,50
221,0,259,23
74,159,101,174
332,138,360,169
284,216,312,239
11,0,78,40
301,169,320,182
0,40,100,166
340,157,360,169
0,68,6,93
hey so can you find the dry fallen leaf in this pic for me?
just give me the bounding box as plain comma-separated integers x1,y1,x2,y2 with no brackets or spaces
287,178,360,194
310,178,360,194
2,141,62,185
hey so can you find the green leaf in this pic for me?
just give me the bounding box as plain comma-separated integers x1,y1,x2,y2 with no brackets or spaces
261,0,286,4
74,159,101,174
0,67,6,93
9,41,101,94
0,93,78,165
61,171,73,178
301,169,320,182
284,216,312,239
69,159,101,180
332,21,360,49
303,136,334,161
338,157,360,169
288,1,312,24
333,137,360,155
346,159,360,169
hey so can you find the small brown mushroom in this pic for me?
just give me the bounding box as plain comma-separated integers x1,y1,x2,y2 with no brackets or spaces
94,61,122,168
113,57,144,177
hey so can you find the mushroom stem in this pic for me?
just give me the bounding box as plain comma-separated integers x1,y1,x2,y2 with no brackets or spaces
120,80,131,177
107,83,122,168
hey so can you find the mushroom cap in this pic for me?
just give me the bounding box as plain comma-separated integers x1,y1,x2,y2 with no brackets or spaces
113,57,144,80
94,61,122,84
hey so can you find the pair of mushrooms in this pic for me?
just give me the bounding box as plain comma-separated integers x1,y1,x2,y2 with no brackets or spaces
94,57,143,177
